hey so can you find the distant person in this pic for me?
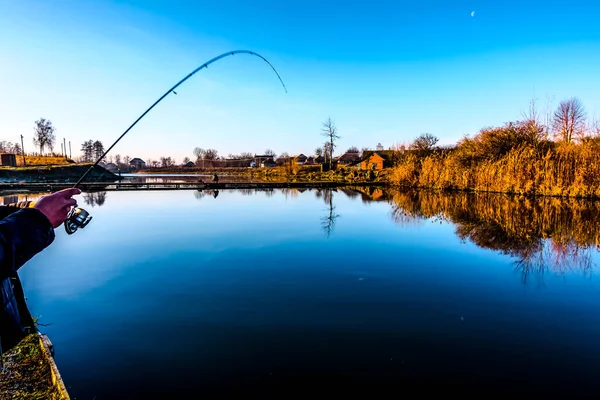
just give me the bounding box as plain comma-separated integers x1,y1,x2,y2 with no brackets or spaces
212,173,219,184
0,188,81,353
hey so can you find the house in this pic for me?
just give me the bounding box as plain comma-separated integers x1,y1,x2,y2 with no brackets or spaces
336,151,361,165
360,151,393,170
305,156,315,165
104,162,119,173
314,155,325,164
261,159,277,168
130,157,146,170
294,154,308,165
184,161,195,167
0,154,17,167
254,154,275,167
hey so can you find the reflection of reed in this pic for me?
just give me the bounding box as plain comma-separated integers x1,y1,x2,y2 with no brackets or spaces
387,190,600,280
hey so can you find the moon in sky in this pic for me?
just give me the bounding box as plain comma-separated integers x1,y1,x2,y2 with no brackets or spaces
471,11,475,17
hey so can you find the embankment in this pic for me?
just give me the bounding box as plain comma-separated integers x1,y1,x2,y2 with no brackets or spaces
0,164,120,183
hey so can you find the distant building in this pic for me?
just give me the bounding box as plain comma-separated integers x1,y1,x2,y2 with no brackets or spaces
336,151,361,165
0,154,17,167
294,154,308,165
361,152,392,170
184,161,195,167
104,163,119,173
261,159,277,168
254,154,275,166
130,157,146,170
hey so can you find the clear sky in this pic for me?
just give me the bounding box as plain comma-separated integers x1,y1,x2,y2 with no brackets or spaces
1,0,599,162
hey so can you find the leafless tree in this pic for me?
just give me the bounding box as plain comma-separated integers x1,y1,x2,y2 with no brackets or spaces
264,149,276,157
552,97,587,143
321,117,340,169
409,133,439,153
240,152,253,160
315,147,323,156
160,157,174,167
33,118,56,154
346,146,359,153
376,143,384,151
182,156,190,165
204,149,218,160
193,147,205,160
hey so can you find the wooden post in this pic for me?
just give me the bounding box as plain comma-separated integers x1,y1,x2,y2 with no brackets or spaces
20,134,26,166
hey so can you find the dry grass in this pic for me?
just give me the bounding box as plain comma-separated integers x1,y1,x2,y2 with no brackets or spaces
389,121,600,198
16,156,73,166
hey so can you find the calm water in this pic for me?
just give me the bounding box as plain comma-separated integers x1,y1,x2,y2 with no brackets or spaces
15,188,600,397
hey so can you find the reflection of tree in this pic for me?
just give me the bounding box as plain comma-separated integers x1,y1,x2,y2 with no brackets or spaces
320,189,340,238
193,190,219,200
388,190,599,282
82,191,107,207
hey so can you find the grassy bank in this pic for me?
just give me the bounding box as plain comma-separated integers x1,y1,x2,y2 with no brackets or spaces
389,121,600,198
0,335,67,399
136,165,388,184
0,164,120,183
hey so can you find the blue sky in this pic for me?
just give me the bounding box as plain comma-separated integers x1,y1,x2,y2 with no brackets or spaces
1,0,599,162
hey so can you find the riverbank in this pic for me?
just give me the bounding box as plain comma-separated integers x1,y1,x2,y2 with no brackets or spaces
0,334,70,399
0,164,120,183
389,129,600,199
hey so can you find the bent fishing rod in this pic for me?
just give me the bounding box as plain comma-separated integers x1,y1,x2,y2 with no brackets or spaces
64,50,287,235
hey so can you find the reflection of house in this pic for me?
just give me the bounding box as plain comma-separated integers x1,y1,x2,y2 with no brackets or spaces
336,151,361,165
360,152,392,170
130,157,146,169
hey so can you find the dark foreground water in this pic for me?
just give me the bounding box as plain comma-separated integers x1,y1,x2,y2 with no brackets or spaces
16,188,600,397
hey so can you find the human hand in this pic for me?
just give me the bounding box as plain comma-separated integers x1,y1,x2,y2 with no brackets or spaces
34,188,82,228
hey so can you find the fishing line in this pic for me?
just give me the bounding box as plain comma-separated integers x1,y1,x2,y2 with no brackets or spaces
64,50,287,234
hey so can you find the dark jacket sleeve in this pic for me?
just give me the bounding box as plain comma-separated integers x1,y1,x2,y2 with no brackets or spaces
0,208,55,279
0,201,33,220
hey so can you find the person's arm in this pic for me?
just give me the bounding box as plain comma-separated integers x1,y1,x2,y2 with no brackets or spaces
0,208,55,279
0,188,81,278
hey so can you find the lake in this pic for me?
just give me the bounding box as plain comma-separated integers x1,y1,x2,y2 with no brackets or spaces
13,187,600,397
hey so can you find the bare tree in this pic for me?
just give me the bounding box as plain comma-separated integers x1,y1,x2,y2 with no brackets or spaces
315,147,323,156
410,133,439,153
182,156,190,165
160,157,174,167
376,143,384,151
347,146,359,153
264,149,276,157
240,152,253,159
552,98,587,143
92,140,105,160
114,154,121,165
204,149,218,160
33,118,56,154
321,117,340,169
123,155,131,166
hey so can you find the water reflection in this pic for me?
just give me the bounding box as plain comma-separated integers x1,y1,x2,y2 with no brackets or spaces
380,189,599,281
319,189,340,238
82,191,107,207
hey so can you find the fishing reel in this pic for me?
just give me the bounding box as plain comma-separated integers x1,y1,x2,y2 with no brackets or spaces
64,207,92,235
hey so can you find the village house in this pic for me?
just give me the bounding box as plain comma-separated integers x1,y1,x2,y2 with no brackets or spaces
294,154,308,165
336,151,361,165
129,157,146,170
360,151,393,170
